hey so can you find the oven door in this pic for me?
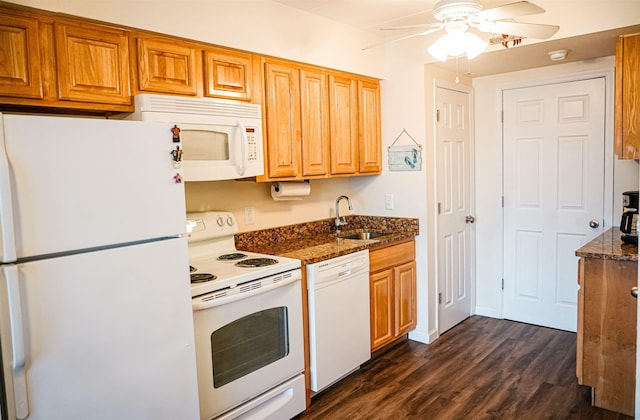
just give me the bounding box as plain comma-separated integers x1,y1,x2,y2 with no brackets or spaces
192,270,304,419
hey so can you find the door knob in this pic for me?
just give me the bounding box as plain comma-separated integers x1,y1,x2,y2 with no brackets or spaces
465,215,475,224
631,286,638,298
589,219,599,228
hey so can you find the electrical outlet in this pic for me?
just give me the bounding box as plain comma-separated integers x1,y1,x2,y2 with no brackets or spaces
245,207,255,225
385,194,394,210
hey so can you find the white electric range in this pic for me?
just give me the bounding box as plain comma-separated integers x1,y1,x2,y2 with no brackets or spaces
186,211,301,296
186,211,306,419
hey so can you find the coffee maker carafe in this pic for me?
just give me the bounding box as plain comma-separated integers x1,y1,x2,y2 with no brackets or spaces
620,191,639,244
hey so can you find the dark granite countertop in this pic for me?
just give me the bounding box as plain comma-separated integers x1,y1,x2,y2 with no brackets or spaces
575,227,638,262
234,215,419,265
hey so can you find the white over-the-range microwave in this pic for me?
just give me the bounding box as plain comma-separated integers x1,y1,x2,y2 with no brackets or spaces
120,93,264,182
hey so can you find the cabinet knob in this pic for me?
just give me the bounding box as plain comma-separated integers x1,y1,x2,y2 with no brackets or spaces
631,286,638,298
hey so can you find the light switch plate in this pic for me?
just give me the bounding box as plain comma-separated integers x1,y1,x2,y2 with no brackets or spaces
385,194,394,210
245,207,255,225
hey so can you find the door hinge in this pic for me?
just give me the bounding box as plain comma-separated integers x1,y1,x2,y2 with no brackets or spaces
437,202,441,214
501,278,504,290
436,109,441,122
438,292,442,304
501,110,504,123
501,196,504,208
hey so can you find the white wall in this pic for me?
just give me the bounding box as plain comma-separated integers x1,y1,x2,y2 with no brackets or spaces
473,56,639,317
186,178,356,232
352,36,433,343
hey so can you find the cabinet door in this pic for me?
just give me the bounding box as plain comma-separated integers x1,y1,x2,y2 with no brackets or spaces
137,37,199,96
615,34,640,159
55,23,130,104
329,74,358,175
0,14,42,98
394,261,417,336
300,68,329,177
204,48,252,101
370,269,394,351
576,258,584,384
264,61,301,179
358,79,382,173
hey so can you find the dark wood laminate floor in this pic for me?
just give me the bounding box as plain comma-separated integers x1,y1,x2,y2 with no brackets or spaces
296,316,633,420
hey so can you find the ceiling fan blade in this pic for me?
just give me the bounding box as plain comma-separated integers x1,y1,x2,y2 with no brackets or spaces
489,21,559,39
476,1,545,21
380,23,436,31
362,27,441,51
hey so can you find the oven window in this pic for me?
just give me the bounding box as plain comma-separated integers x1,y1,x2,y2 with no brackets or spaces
210,307,289,388
181,129,229,161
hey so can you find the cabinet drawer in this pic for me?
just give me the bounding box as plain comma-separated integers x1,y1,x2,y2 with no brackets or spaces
370,241,415,273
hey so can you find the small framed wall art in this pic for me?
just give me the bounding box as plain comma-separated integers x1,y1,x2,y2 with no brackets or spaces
388,128,422,171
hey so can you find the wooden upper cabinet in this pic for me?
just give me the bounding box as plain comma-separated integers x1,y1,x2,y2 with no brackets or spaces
358,79,382,174
328,73,358,175
615,33,640,159
263,60,301,179
55,22,130,105
204,48,252,101
300,68,329,177
0,14,42,99
136,37,199,96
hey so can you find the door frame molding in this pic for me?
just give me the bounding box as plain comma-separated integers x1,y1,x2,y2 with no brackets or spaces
497,68,615,318
431,79,476,338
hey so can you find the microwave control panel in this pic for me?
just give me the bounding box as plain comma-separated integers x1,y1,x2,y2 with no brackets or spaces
246,127,258,161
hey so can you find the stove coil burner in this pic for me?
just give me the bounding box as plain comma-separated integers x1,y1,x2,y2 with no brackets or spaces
235,258,278,268
217,253,247,261
190,273,217,283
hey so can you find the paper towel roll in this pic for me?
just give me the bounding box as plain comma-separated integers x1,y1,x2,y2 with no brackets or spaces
271,181,310,201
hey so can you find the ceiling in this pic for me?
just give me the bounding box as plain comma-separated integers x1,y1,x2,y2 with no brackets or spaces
272,0,640,77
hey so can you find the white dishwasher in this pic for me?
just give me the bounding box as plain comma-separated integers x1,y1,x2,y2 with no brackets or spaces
306,249,371,393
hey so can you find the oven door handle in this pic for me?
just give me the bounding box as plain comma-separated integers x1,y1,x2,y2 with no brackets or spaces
192,273,300,311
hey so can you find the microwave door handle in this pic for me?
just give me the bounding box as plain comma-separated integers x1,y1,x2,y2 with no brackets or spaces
236,120,247,176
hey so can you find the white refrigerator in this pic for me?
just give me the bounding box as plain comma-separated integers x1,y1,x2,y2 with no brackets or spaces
0,114,200,420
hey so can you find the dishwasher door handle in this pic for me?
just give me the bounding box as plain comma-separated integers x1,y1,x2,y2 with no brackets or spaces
338,270,352,278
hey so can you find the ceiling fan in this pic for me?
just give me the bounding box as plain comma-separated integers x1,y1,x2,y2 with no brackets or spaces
364,0,559,60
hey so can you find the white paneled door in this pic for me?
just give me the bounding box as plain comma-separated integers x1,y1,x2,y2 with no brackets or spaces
436,84,473,334
503,78,605,332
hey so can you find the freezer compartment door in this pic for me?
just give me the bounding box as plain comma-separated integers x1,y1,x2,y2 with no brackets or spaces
0,238,199,420
0,114,185,261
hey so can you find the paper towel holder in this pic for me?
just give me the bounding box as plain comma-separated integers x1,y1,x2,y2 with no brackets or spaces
272,179,309,193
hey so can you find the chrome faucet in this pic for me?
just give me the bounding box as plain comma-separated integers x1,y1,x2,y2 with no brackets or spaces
335,195,353,232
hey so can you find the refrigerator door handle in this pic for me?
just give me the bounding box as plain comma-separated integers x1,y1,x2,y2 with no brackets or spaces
0,118,18,262
5,265,30,419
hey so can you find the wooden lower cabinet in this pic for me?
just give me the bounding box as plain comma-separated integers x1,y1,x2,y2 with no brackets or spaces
369,240,417,352
577,256,637,416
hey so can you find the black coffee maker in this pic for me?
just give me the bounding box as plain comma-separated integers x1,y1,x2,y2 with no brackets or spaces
621,191,639,244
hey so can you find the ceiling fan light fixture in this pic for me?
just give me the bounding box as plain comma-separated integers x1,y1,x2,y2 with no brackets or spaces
464,32,488,59
427,23,488,62
428,35,450,61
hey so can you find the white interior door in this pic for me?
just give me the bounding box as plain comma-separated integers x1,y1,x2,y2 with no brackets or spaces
503,77,606,332
436,85,473,334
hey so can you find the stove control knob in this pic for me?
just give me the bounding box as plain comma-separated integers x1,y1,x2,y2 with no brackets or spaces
227,216,234,226
217,217,224,227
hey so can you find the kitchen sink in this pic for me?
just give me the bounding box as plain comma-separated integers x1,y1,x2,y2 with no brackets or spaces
338,232,388,240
